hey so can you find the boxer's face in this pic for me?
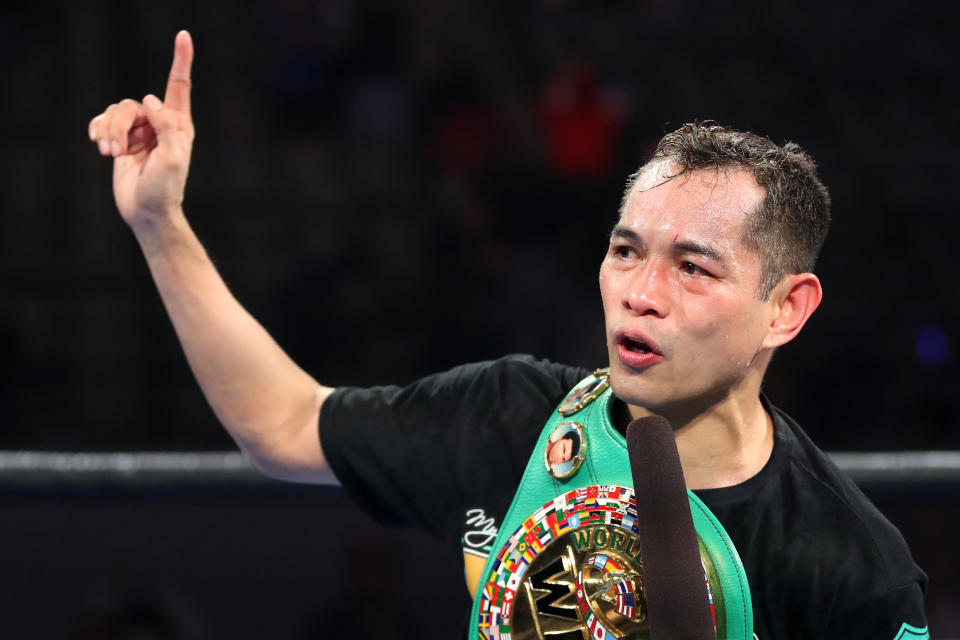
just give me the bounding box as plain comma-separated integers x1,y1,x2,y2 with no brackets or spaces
599,163,776,415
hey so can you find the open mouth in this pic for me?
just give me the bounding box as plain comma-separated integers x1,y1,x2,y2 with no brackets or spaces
622,336,652,354
615,330,661,358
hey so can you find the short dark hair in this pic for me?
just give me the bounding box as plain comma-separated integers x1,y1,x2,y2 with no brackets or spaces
561,433,580,457
624,122,831,299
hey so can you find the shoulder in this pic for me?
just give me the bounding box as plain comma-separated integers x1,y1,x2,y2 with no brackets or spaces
767,403,927,608
325,354,590,414
416,355,593,435
319,356,593,459
316,356,590,537
437,354,590,388
466,354,592,396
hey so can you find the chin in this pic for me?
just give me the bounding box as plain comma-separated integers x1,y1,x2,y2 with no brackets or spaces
608,368,659,410
609,367,714,417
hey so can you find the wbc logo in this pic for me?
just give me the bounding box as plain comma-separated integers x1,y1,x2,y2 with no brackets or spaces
476,486,722,640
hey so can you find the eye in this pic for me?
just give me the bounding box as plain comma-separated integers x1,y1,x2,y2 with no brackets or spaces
610,244,636,260
681,261,712,277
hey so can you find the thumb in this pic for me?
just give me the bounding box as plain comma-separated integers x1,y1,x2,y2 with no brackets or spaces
142,94,183,151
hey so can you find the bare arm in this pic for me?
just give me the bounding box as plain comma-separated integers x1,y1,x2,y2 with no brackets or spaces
88,31,331,482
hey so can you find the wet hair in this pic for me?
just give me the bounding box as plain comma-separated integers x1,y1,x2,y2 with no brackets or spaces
623,121,831,299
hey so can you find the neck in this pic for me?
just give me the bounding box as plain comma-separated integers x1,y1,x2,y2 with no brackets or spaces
625,389,775,491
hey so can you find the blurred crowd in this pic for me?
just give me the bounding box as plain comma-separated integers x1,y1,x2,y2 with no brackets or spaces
1,1,959,636
0,0,957,454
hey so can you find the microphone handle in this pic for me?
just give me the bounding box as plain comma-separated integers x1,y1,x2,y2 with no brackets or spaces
626,416,716,640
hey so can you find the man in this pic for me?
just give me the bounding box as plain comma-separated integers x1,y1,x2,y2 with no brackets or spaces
547,434,577,466
89,31,928,638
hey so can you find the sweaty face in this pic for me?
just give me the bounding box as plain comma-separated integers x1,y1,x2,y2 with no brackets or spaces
599,163,777,415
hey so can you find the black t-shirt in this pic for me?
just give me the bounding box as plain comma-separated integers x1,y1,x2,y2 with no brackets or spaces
319,354,929,639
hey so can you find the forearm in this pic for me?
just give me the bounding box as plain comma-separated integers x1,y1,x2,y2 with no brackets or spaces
89,33,330,481
133,207,331,480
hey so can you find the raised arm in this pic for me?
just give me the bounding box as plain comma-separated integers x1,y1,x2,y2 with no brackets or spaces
88,31,332,482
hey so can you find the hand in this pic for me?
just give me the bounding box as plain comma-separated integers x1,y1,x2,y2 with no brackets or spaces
88,30,195,227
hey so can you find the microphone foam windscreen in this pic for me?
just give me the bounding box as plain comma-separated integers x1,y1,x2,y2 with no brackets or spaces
626,416,715,640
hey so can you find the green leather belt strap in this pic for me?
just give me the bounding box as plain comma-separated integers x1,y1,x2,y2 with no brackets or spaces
469,369,753,640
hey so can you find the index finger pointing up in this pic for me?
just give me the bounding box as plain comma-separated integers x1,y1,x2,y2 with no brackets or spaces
164,30,194,114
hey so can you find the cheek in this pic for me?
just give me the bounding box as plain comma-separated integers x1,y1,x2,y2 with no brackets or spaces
598,266,616,301
598,267,626,318
699,304,769,361
682,301,755,351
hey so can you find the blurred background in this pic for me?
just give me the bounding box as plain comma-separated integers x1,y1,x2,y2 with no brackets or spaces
1,0,957,637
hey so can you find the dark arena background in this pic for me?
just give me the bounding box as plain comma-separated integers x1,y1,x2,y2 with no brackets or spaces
1,1,959,637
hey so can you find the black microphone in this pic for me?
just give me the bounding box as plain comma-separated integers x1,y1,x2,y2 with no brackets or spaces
626,416,715,640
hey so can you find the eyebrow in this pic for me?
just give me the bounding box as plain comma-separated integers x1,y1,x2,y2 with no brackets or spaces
609,225,726,265
610,226,646,250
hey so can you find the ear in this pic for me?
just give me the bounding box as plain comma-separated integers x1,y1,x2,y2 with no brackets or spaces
762,273,822,349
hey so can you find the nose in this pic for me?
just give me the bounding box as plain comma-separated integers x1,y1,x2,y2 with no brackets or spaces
622,260,669,318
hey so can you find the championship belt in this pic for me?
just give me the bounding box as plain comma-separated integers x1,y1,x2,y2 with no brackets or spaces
469,369,753,640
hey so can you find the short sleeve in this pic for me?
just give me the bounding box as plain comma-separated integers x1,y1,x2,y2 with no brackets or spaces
822,582,929,639
318,355,589,547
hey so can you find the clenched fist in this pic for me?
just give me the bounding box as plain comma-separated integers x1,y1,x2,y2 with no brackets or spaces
88,30,195,227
